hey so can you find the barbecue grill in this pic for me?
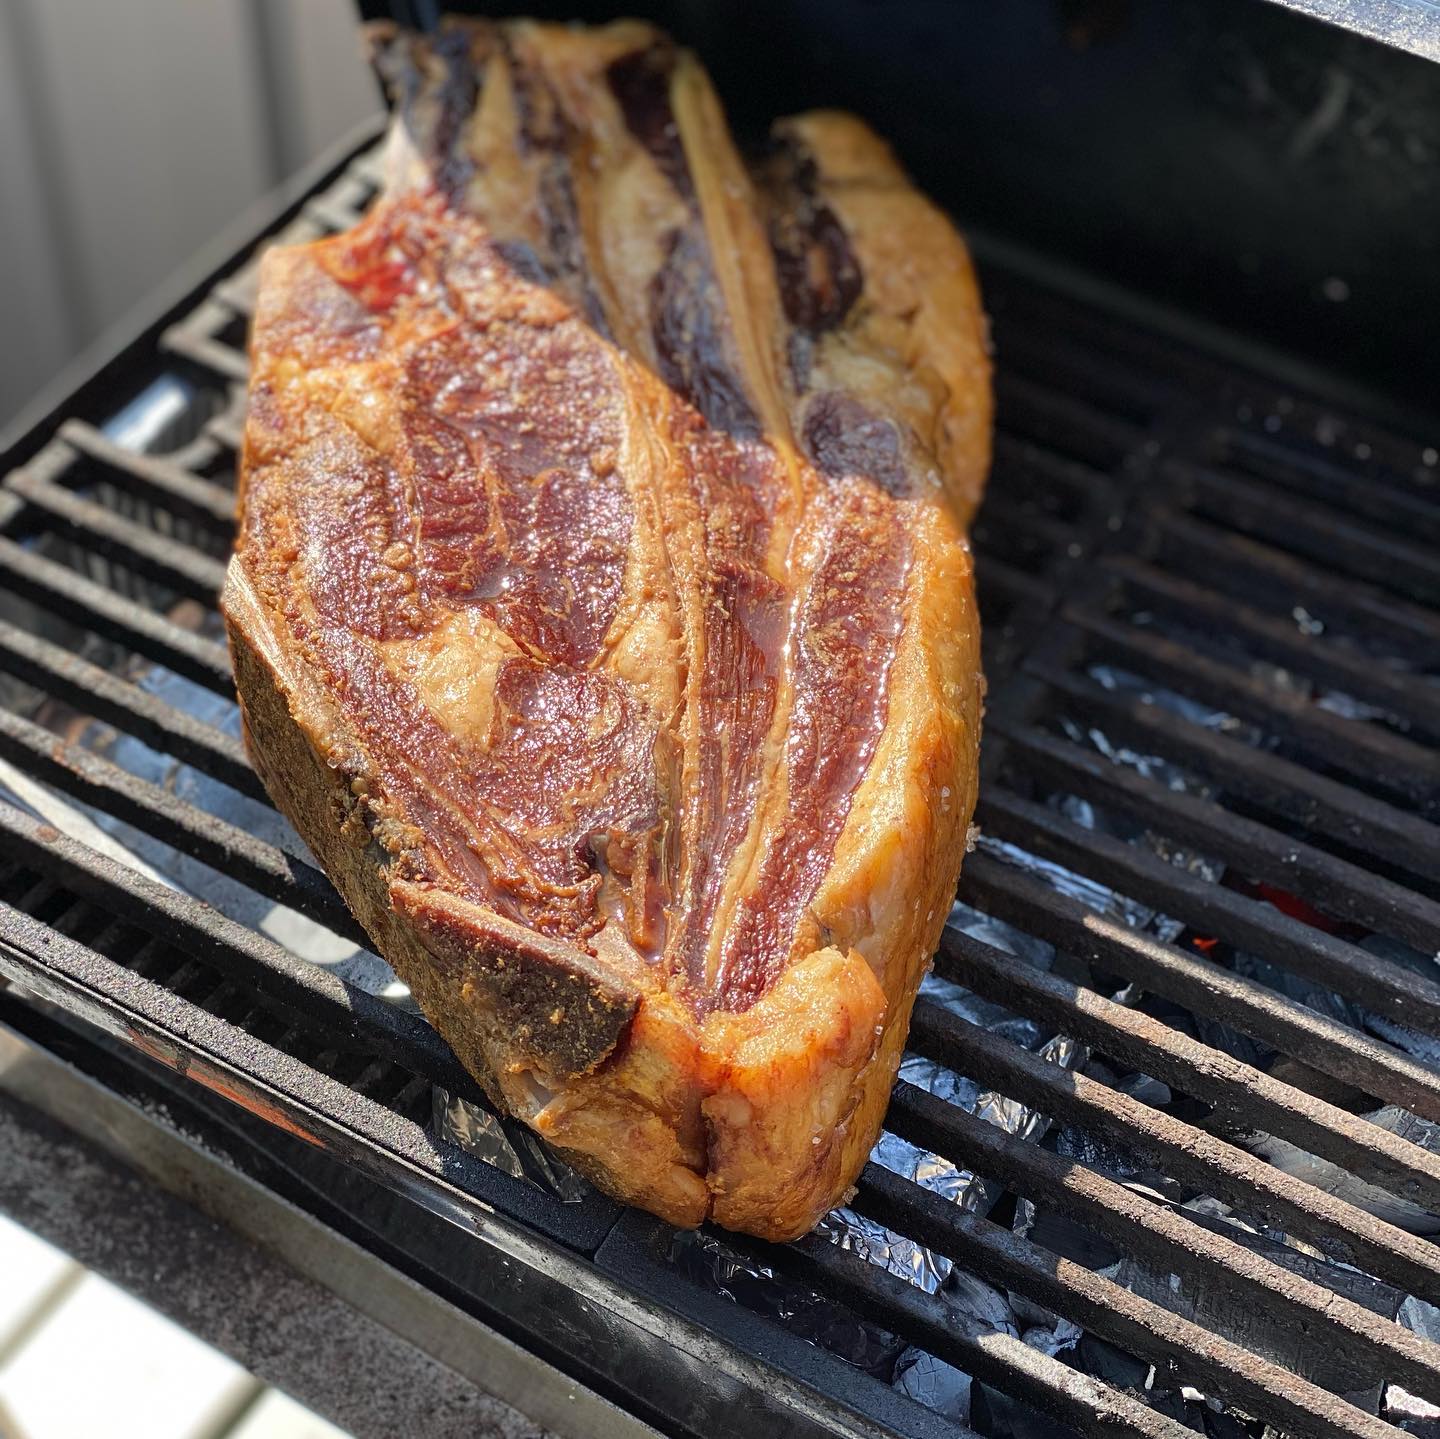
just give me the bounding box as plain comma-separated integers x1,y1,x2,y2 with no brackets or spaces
3,2,1440,1435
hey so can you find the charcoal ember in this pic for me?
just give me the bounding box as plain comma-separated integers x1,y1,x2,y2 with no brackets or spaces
1074,1332,1152,1391
1147,1388,1260,1436
1196,1408,1255,1439
1014,1197,1121,1271
971,1382,1083,1439
1400,1296,1440,1342
1117,1072,1172,1107
1189,1009,1272,1068
1047,1125,1186,1201
1009,1292,1064,1332
1186,945,1371,1076
1232,949,1367,1031
1146,1388,1210,1433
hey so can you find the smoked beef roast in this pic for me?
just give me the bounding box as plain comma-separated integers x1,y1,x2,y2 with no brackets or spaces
223,17,991,1240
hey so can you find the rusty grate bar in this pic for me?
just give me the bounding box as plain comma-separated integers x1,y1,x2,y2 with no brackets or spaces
850,1165,1403,1439
1061,606,1440,812
974,788,1440,1030
877,1083,1440,1412
935,921,1440,1209
0,798,467,1095
57,420,235,532
1098,554,1440,738
992,720,1440,946
0,613,259,800
770,1232,1195,1439
5,465,228,601
957,854,1440,1120
0,534,232,694
1147,509,1440,665
1181,462,1440,606
1026,660,1440,879
908,999,1440,1305
1220,427,1440,537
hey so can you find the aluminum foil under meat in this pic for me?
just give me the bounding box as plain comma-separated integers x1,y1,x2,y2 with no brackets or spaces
433,1089,590,1201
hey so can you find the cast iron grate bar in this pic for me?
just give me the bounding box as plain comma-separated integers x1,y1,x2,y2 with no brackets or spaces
934,918,1440,1211
57,420,236,532
0,534,232,694
1146,508,1440,666
874,1086,1440,1414
0,614,260,800
907,1000,1440,1306
953,852,1440,1122
5,465,229,601
847,1165,1402,1439
0,707,366,949
973,790,1440,1032
1059,606,1440,813
1180,462,1440,607
992,719,1440,947
1098,554,1440,739
1026,659,1440,880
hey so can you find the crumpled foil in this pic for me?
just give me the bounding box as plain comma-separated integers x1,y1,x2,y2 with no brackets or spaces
433,1089,590,1201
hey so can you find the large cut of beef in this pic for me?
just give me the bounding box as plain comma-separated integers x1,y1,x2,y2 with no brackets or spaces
223,17,991,1240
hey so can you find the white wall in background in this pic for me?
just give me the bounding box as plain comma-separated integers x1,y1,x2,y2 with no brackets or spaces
0,0,381,430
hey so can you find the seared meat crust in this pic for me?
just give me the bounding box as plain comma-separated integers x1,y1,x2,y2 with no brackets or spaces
224,17,990,1239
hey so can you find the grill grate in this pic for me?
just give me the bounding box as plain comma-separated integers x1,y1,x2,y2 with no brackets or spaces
2,123,1440,1439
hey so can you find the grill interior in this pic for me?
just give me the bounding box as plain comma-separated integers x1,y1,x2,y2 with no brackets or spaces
3,123,1440,1439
